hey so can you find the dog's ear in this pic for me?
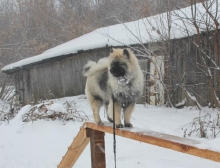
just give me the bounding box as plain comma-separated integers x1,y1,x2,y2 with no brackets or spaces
123,48,130,59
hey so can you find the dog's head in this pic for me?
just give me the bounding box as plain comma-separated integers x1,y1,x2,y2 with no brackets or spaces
109,48,132,77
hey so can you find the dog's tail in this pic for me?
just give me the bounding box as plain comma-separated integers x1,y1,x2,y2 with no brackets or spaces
83,61,96,76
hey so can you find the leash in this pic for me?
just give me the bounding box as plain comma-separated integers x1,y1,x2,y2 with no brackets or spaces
112,94,117,168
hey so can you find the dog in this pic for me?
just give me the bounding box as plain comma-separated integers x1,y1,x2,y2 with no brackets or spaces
83,48,144,128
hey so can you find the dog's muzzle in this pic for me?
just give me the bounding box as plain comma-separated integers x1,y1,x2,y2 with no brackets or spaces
110,61,126,77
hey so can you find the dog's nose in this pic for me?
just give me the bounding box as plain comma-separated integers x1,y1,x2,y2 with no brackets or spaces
110,66,126,77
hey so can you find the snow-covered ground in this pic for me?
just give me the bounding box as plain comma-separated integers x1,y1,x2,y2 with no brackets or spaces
0,95,220,168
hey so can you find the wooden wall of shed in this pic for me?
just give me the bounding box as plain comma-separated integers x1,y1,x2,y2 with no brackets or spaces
14,48,148,104
167,30,220,107
138,58,149,104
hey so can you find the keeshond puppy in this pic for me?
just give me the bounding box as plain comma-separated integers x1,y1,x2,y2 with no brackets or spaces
83,48,144,128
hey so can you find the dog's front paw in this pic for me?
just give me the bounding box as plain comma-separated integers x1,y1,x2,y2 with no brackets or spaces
124,123,133,127
116,124,124,128
97,121,104,125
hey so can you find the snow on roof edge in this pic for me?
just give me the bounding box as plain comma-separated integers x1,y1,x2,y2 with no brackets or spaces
1,43,107,73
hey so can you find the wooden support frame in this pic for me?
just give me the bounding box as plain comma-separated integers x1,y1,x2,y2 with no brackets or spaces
58,122,220,168
58,126,90,168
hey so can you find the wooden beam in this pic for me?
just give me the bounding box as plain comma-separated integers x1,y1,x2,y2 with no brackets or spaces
58,126,90,168
85,121,220,162
89,129,106,168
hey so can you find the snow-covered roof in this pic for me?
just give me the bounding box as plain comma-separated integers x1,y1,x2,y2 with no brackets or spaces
2,0,220,73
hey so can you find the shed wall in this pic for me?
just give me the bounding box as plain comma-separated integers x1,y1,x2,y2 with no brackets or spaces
166,30,220,106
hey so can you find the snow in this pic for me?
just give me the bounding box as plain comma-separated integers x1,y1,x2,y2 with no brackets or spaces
47,103,67,113
9,105,31,125
175,98,186,107
0,95,220,168
196,138,220,152
2,0,220,72
116,74,133,85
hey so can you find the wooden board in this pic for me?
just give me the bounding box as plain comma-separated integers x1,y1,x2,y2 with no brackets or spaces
85,121,220,162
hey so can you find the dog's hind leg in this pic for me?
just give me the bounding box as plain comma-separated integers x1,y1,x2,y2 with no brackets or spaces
104,102,113,123
123,103,135,127
107,115,113,122
91,98,103,125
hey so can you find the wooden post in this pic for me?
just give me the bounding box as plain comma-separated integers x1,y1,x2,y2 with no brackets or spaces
89,129,106,168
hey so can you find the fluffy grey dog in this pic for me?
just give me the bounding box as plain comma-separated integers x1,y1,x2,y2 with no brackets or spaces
83,48,144,128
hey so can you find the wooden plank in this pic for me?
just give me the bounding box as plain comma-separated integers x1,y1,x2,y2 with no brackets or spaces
65,58,74,97
37,64,47,100
43,62,52,100
18,71,24,103
33,66,40,103
89,129,106,168
85,121,220,162
81,54,87,92
71,57,78,95
138,59,148,104
22,70,31,104
75,55,82,95
58,127,90,168
60,60,66,97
